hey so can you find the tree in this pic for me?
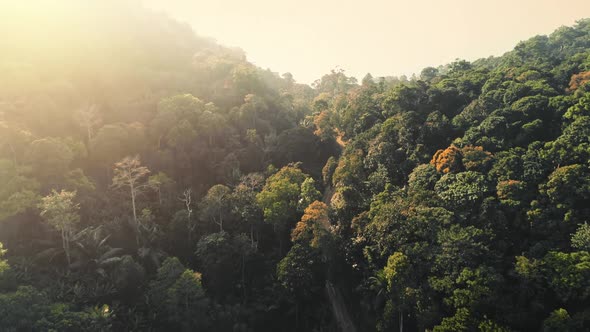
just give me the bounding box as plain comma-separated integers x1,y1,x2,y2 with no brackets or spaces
432,308,474,332
571,222,590,251
312,68,357,95
0,242,15,291
434,225,490,274
167,270,210,331
298,177,322,211
39,190,80,266
0,286,48,330
382,252,412,332
148,172,174,205
27,137,74,183
237,94,269,132
256,165,308,253
461,146,493,172
277,243,324,328
291,201,331,248
111,155,151,246
313,110,335,141
537,164,590,223
111,255,146,298
148,257,210,331
195,232,254,300
542,251,590,302
199,184,232,232
322,156,338,186
0,159,40,221
420,67,439,82
77,104,101,143
408,164,440,191
90,123,147,176
230,176,263,247
542,308,580,332
567,71,590,92
430,145,462,174
0,121,32,167
179,188,196,242
151,94,206,149
434,171,491,209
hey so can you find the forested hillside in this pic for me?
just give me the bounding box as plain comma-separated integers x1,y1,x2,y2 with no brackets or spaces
1,3,589,331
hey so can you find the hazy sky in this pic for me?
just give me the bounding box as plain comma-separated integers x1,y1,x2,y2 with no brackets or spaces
143,0,590,84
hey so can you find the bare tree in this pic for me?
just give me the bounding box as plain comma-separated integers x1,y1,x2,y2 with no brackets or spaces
179,188,197,242
77,104,101,142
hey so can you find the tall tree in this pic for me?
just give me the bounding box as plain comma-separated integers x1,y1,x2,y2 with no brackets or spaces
199,184,232,232
256,165,308,253
179,188,196,242
112,155,151,245
148,172,174,205
76,104,101,143
39,190,80,266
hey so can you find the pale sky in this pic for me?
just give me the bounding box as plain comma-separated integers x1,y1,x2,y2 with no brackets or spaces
143,0,590,84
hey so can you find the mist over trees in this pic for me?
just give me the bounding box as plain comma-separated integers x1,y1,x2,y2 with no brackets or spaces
0,2,590,331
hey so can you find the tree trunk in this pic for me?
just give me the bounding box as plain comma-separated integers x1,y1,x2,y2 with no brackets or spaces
295,303,299,329
130,184,139,246
399,310,403,332
87,126,92,143
218,212,224,232
241,253,247,302
187,206,194,244
63,228,71,266
8,143,17,167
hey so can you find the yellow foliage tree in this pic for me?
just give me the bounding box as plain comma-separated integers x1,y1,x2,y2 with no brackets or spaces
291,201,330,248
430,145,462,173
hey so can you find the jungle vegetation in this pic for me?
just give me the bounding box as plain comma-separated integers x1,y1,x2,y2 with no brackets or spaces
0,3,589,331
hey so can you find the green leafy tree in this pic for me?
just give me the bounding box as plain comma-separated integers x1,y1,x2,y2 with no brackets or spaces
381,252,412,332
0,159,40,221
434,171,491,209
256,165,308,252
148,257,210,330
39,190,80,266
542,251,590,302
148,172,174,205
199,184,232,232
542,308,579,332
230,175,264,247
27,137,74,184
90,123,147,175
571,222,590,251
298,177,322,211
166,270,210,331
432,308,474,332
277,243,324,329
195,232,254,300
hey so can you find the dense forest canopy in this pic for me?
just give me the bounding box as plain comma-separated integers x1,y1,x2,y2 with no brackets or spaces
1,2,590,331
